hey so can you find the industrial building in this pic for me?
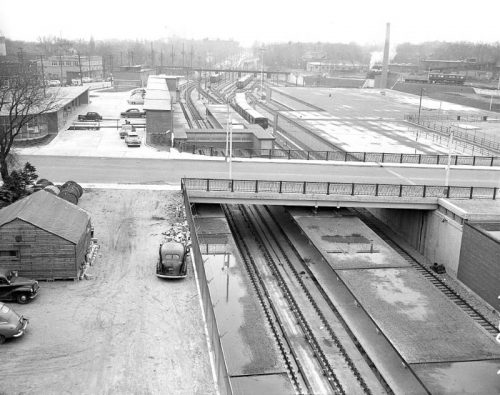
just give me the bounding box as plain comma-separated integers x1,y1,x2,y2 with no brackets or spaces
39,55,103,85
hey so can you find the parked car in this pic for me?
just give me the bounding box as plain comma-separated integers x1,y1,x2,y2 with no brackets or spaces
156,242,189,279
120,108,146,118
0,302,28,344
47,80,61,87
78,112,103,121
0,269,39,304
127,94,144,105
124,131,142,147
119,124,135,139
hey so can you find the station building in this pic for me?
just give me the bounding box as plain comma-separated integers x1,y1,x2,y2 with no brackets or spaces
113,65,155,90
0,86,89,142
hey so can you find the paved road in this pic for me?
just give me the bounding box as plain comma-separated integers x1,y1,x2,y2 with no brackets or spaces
19,155,500,187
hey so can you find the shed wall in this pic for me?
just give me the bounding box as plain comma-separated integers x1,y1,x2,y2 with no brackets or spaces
0,219,78,279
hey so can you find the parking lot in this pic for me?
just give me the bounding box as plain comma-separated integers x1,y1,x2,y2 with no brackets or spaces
0,189,215,395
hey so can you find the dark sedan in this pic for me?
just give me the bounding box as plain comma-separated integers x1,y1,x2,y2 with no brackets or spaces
120,108,146,118
0,269,39,304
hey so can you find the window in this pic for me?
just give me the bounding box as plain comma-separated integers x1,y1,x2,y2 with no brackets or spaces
0,250,19,259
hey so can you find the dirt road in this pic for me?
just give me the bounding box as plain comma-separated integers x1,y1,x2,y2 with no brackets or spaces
0,189,215,395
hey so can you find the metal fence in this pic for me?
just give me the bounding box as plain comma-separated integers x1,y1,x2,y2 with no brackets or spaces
178,144,500,167
405,114,500,153
182,178,498,200
182,184,233,395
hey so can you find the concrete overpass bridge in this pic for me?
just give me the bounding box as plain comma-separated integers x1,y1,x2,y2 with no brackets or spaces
182,178,498,210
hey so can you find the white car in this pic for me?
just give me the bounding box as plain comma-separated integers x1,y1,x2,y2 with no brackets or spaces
124,132,142,147
127,94,144,105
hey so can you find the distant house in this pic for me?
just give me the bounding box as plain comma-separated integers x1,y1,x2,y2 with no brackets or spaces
0,191,92,280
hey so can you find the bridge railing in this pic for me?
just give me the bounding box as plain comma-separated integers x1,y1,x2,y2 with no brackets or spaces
178,144,500,167
182,178,498,200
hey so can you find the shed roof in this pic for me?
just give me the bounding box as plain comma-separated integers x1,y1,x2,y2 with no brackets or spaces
0,190,90,244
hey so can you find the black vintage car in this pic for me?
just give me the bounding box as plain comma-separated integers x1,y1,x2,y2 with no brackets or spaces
0,269,39,304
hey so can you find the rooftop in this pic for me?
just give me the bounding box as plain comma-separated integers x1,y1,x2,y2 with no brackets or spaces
0,190,90,244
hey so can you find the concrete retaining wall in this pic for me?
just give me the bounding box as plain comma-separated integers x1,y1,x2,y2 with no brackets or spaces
368,208,463,275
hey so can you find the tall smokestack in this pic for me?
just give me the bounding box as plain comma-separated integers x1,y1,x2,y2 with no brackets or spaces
380,23,390,90
0,36,6,57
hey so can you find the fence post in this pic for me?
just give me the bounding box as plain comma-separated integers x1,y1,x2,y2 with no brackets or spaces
269,149,272,159
400,153,403,163
303,181,307,194
399,184,403,197
491,157,494,167
288,150,291,160
473,156,476,166
231,180,234,192
423,185,427,198
206,179,210,192
307,151,310,160
327,182,331,195
363,152,366,162
210,146,213,156
493,187,497,200
446,186,450,198
381,152,385,163
469,187,474,199
454,156,458,165
255,180,259,193
437,155,440,164
279,181,282,193
418,154,422,164
351,183,355,196
326,151,330,161
345,152,348,162
375,184,379,196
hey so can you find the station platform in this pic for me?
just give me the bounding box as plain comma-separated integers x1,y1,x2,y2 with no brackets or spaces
292,211,411,269
193,204,291,393
286,206,500,394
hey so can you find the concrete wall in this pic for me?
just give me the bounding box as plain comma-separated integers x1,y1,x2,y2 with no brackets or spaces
458,223,500,308
369,208,463,275
146,110,172,134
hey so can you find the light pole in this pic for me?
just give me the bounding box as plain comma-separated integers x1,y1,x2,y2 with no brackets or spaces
489,76,500,111
259,45,265,99
417,87,425,124
445,129,454,186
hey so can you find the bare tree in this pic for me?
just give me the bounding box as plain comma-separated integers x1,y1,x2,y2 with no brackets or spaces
0,72,58,179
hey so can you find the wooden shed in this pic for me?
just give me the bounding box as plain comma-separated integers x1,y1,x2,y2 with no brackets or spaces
0,190,92,280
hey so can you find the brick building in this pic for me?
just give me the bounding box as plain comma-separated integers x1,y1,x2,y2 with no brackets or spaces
39,55,103,84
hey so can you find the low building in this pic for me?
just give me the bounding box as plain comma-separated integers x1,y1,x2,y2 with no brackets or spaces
0,86,89,142
113,65,155,90
0,190,92,280
39,55,103,85
306,61,365,74
144,75,172,143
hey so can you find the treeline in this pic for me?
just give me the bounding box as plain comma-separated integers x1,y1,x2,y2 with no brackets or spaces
255,41,500,69
393,41,500,64
5,36,241,69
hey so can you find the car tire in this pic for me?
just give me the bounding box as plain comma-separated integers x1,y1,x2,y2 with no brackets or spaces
16,294,29,304
0,334,5,344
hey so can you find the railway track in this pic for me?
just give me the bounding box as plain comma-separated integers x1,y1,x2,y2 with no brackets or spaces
354,208,499,337
225,204,390,394
184,84,208,128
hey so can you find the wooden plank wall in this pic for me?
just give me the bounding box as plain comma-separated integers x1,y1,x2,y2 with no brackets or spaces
0,219,78,280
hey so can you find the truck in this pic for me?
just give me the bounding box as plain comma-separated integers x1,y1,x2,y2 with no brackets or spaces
0,269,39,304
78,112,103,121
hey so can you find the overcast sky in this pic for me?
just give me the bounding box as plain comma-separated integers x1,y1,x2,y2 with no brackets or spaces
1,0,499,46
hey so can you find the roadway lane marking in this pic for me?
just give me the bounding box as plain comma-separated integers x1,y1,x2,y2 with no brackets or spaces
379,165,417,185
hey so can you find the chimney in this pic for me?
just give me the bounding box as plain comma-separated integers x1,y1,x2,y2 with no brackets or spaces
380,23,390,90
0,36,6,57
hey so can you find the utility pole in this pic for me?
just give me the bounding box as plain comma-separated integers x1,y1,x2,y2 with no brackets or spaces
78,52,83,85
87,55,91,80
160,50,163,72
39,54,46,96
182,42,185,67
151,42,155,69
171,44,174,66
260,45,265,98
59,54,64,85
